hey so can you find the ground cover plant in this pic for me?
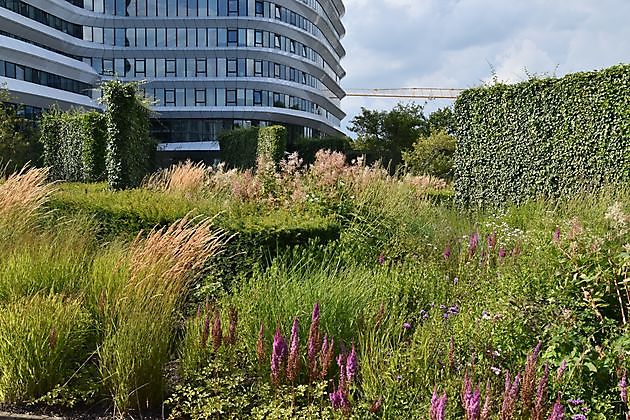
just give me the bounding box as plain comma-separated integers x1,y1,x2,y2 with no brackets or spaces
0,155,628,419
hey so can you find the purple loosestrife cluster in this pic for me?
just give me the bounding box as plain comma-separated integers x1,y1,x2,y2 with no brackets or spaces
487,231,497,249
271,327,288,387
448,337,456,372
500,371,520,420
468,232,480,257
532,363,550,420
521,341,542,411
481,381,492,420
286,318,300,383
461,373,481,420
498,246,507,259
346,344,358,385
553,227,561,243
548,394,565,420
307,303,320,381
226,306,238,345
319,335,335,379
443,245,451,260
430,388,447,420
200,312,210,348
329,345,359,414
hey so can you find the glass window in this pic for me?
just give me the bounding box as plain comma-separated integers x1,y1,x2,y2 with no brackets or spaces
196,58,207,76
226,89,236,105
197,28,207,47
146,58,155,77
126,28,135,47
166,59,176,76
254,30,263,46
135,59,145,76
273,63,280,78
167,0,176,15
274,34,281,49
165,88,175,105
156,58,165,76
136,27,145,47
156,28,166,47
178,0,187,16
104,28,114,45
166,28,176,46
253,90,262,105
195,88,206,106
177,28,186,47
188,0,197,16
146,28,156,47
187,28,196,47
254,0,263,16
274,5,281,19
254,60,262,76
227,29,237,46
227,59,237,77
228,0,237,15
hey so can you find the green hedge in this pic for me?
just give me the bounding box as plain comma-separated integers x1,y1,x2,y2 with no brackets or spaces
454,64,630,207
102,80,154,190
218,127,259,169
291,135,351,164
41,109,106,182
46,184,340,287
257,125,287,165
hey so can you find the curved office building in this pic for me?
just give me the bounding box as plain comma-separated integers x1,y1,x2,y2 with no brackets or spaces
0,0,346,154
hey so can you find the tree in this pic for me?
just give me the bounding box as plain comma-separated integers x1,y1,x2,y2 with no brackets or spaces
348,102,429,168
0,87,41,171
427,107,455,134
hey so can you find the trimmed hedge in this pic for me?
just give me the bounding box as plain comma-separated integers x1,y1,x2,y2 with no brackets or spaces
218,127,259,169
41,109,107,182
46,184,340,286
257,125,287,165
454,64,630,207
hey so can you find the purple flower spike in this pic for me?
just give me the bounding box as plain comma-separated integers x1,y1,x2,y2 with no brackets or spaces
286,318,300,383
487,231,497,249
553,227,561,243
468,232,479,256
271,327,288,386
571,415,586,420
430,388,447,420
498,246,507,259
549,394,565,420
557,360,568,381
620,372,627,403
307,302,320,381
377,253,385,265
346,343,358,384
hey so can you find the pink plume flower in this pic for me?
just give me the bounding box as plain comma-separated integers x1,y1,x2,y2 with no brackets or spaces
286,318,300,383
346,344,358,384
270,327,288,386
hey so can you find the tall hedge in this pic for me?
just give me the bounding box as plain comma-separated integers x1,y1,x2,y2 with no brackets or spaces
218,127,259,169
101,80,154,190
257,125,287,165
41,108,106,182
454,64,630,207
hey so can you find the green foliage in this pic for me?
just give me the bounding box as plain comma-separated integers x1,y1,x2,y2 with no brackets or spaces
0,88,41,170
101,80,155,190
218,127,259,169
41,108,106,182
292,135,351,164
428,107,455,134
257,125,287,165
348,102,429,168
454,64,630,207
403,130,457,180
0,294,93,402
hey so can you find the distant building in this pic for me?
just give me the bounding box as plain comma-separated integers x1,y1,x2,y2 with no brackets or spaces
0,0,346,160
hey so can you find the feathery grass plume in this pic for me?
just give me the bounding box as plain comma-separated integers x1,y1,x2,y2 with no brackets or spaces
480,380,492,420
532,362,549,420
0,166,53,235
271,327,288,386
521,341,542,411
320,335,334,379
98,215,225,412
500,371,520,420
286,318,300,383
430,388,447,420
548,394,565,420
256,323,266,366
307,303,320,381
144,160,210,195
211,309,222,351
226,306,238,345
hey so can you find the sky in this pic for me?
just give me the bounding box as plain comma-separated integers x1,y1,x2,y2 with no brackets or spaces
338,0,630,135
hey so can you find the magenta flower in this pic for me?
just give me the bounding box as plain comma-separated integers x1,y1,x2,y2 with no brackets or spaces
498,246,507,259
487,231,497,249
430,388,447,420
329,387,349,412
256,323,265,365
271,327,288,386
549,394,565,420
403,322,412,330
533,362,549,420
377,253,385,265
286,318,300,383
211,310,222,351
553,227,561,243
468,232,479,256
346,344,358,384
307,302,320,381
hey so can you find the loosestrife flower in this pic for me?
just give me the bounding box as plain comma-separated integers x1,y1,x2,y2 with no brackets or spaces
226,307,238,345
201,313,210,348
346,344,358,384
557,360,568,381
403,322,412,330
621,372,627,403
443,245,451,260
567,399,584,406
553,227,561,243
307,303,320,381
377,253,385,265
521,341,542,410
480,381,492,420
319,335,334,379
533,363,549,420
271,327,288,386
498,246,507,259
571,415,586,420
487,231,497,249
430,388,447,420
468,232,479,256
500,371,520,420
286,318,300,383
549,394,565,420
211,310,222,351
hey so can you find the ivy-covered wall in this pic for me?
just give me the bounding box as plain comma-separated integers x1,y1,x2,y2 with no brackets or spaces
41,109,106,182
102,80,154,190
257,125,287,165
217,127,259,169
454,64,630,207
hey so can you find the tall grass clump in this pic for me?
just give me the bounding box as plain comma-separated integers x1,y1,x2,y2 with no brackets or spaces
97,216,225,413
0,166,53,237
144,160,210,196
0,294,93,402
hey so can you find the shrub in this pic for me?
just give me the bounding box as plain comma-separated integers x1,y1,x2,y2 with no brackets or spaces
403,130,456,181
0,295,93,402
0,88,41,171
291,135,351,165
454,64,630,207
218,127,259,169
101,80,154,190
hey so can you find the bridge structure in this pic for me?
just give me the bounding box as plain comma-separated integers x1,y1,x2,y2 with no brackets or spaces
343,87,464,100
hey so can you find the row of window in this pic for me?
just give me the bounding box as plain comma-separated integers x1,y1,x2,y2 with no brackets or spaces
0,60,93,96
141,87,323,115
0,30,83,61
85,56,321,90
0,0,83,38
